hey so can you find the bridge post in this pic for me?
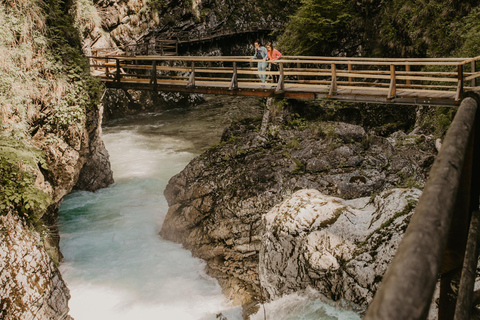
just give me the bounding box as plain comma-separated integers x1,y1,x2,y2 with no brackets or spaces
275,62,284,94
406,63,411,86
387,64,396,99
115,59,121,83
472,61,477,87
187,61,195,88
229,62,238,90
328,63,337,97
348,62,352,83
150,61,157,90
456,64,464,101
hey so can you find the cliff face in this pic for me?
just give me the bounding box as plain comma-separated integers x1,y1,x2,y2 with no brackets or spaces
160,101,436,312
0,0,113,318
0,213,72,320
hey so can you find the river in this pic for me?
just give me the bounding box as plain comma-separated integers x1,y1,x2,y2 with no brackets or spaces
58,96,361,320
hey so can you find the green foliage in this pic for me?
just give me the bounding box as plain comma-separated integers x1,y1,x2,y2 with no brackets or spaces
0,0,102,232
284,113,308,130
278,0,480,58
456,6,480,57
0,136,51,221
278,0,354,55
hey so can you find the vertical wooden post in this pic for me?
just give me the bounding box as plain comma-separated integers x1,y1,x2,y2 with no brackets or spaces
348,62,352,83
150,61,157,90
456,64,464,101
387,64,396,99
175,39,179,55
406,63,411,86
471,61,477,87
275,62,284,94
229,62,238,90
105,58,110,78
187,61,195,88
115,59,121,83
328,63,337,97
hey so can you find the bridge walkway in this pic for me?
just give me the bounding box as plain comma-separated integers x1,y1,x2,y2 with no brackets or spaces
90,55,480,106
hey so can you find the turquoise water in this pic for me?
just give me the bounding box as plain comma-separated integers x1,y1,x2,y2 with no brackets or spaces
58,107,361,320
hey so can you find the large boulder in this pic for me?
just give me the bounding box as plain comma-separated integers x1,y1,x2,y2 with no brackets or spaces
259,188,421,307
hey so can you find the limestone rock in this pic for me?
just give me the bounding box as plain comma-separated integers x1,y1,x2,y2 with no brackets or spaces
0,213,73,320
259,188,421,307
75,103,114,191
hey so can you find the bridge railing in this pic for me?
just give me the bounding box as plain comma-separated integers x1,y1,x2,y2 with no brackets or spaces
89,55,480,103
365,95,480,320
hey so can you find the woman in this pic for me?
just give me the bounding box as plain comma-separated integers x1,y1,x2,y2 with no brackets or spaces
252,39,268,83
266,42,282,83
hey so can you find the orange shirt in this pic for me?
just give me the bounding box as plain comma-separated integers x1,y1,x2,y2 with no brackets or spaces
267,49,282,60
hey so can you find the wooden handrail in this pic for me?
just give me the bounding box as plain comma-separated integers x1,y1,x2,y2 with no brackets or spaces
365,96,480,320
88,55,480,105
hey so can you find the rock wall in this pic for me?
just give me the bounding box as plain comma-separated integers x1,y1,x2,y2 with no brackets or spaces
0,213,72,320
0,0,114,318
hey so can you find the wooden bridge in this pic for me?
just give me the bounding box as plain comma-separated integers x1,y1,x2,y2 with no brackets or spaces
90,55,480,106
90,53,480,319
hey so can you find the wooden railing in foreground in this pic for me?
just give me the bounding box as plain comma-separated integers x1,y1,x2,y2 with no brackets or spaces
89,55,480,106
365,95,480,319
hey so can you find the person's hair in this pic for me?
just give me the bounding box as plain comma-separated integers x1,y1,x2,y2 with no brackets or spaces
266,42,273,50
255,39,261,46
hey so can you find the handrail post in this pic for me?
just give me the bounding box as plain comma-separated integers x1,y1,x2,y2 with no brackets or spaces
229,62,238,90
275,62,284,94
406,63,411,86
348,61,352,83
456,64,464,101
387,64,396,99
150,60,157,90
105,58,110,78
187,61,195,88
471,61,477,87
328,63,337,97
115,58,121,83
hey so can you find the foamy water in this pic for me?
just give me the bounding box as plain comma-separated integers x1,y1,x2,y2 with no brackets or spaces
58,107,361,320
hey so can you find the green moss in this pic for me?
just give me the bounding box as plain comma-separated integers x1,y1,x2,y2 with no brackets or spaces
359,199,417,249
0,135,51,223
318,206,347,229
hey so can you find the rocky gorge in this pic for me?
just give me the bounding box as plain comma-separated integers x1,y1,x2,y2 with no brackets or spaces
1,0,473,319
160,99,441,316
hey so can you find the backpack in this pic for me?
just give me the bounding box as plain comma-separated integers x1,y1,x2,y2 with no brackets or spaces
255,48,264,59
